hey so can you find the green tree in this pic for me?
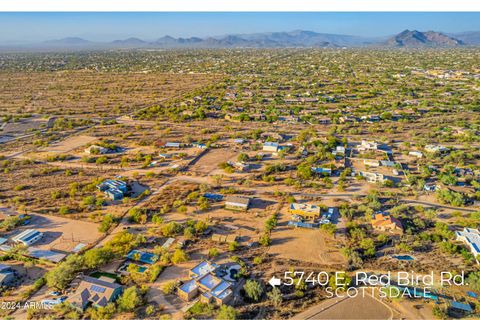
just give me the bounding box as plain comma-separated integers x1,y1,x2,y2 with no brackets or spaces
99,214,115,232
117,286,142,312
45,255,84,290
243,279,263,301
198,197,210,211
229,241,239,252
216,305,238,320
128,207,147,224
259,233,272,246
296,163,312,180
83,247,114,269
162,281,177,294
467,272,480,291
237,153,249,163
320,223,336,235
267,287,282,307
359,238,376,257
88,303,116,320
208,248,220,258
171,249,189,264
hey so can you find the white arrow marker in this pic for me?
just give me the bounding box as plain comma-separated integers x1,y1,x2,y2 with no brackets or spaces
269,276,281,287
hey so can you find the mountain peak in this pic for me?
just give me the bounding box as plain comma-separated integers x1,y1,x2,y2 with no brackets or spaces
387,30,463,47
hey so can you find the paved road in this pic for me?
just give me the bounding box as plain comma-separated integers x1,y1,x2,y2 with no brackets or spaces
291,289,394,320
398,199,478,212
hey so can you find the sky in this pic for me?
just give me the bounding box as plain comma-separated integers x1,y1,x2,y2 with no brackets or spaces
1,12,479,44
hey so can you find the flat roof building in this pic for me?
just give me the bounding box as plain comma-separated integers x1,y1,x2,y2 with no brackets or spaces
97,179,128,201
311,167,332,176
263,142,279,152
289,203,321,221
225,196,251,211
11,229,43,246
177,261,233,305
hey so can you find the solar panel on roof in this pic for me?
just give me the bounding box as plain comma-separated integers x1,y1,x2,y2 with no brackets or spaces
90,285,106,293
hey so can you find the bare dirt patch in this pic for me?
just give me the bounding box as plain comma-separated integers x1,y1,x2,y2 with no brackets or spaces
41,135,97,153
189,148,237,175
10,213,102,252
269,212,346,266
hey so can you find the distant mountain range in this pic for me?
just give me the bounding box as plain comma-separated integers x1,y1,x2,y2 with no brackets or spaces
386,30,464,47
3,30,480,51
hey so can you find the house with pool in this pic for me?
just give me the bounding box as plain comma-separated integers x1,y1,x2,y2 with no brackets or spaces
177,260,240,305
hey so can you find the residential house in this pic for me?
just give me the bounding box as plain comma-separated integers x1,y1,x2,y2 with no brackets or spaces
455,228,480,263
11,229,43,246
228,161,249,172
408,151,423,158
262,142,279,153
211,234,238,243
85,145,109,154
67,276,123,310
364,159,380,167
361,115,381,123
159,153,173,160
360,171,388,184
332,146,346,157
380,161,396,167
339,116,359,123
165,142,182,148
289,203,321,221
97,179,128,200
317,118,331,124
225,196,250,211
177,261,233,305
371,213,403,234
311,167,332,176
192,142,207,149
358,140,378,151
203,193,224,202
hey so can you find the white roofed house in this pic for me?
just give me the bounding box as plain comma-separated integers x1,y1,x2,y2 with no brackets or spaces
360,171,388,184
408,151,424,158
455,228,480,263
358,140,378,151
177,261,234,305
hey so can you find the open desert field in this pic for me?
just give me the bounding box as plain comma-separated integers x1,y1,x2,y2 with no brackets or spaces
40,134,97,153
0,71,220,117
8,213,102,252
269,211,347,266
189,148,237,175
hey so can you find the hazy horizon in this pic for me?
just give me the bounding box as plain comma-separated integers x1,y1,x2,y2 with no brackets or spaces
1,12,480,44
